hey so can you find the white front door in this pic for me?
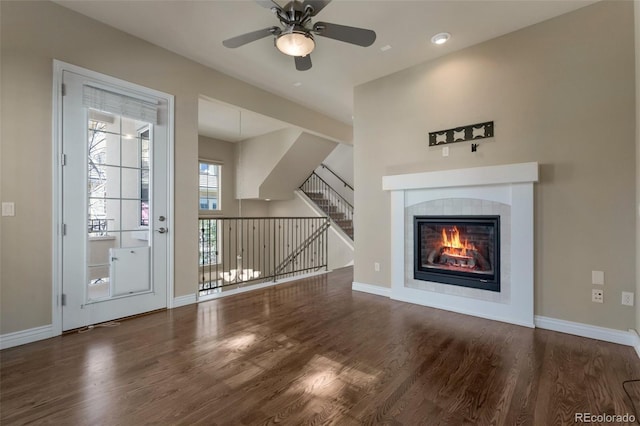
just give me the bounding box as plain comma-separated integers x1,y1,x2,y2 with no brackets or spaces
61,69,172,331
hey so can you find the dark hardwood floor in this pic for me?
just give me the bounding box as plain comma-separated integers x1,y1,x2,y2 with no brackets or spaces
2,267,639,425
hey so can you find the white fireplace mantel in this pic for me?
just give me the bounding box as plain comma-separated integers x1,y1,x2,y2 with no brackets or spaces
383,162,539,191
383,162,539,327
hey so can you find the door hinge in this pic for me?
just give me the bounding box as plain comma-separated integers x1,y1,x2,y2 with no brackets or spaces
61,153,66,166
61,293,67,306
61,83,66,97
62,223,67,236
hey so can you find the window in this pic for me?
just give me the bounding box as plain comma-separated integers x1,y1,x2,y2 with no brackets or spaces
199,161,221,212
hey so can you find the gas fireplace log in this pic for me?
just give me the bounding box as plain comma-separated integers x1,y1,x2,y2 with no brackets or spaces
426,249,437,265
472,251,491,270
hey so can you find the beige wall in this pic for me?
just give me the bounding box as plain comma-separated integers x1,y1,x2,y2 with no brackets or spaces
198,135,269,217
323,143,354,186
0,1,349,334
235,128,337,201
260,132,336,200
316,143,354,205
235,128,299,199
354,1,636,330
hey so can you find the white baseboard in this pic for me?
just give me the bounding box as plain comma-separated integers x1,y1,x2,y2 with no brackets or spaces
393,292,535,328
173,293,197,308
198,271,330,302
535,315,637,347
630,329,640,358
0,324,55,350
352,281,392,298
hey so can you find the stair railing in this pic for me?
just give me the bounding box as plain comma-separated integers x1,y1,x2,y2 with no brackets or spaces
300,172,354,237
198,217,329,297
274,218,330,275
320,163,354,191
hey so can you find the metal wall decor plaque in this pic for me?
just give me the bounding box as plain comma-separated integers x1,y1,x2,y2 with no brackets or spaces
429,121,494,146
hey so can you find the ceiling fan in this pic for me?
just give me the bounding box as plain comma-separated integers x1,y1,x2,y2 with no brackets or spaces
222,0,377,71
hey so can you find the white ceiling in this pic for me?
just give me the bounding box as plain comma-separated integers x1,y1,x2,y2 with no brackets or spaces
55,0,595,130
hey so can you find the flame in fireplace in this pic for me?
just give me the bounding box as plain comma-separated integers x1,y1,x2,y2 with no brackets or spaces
441,227,475,256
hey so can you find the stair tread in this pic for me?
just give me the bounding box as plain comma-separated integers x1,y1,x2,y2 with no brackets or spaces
302,187,353,240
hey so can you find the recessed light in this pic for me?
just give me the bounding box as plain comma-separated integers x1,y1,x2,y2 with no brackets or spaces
293,82,302,87
380,44,392,52
431,32,450,45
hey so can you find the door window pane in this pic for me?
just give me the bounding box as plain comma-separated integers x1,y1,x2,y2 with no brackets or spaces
87,113,152,302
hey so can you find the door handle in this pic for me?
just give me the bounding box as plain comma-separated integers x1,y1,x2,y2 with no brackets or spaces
156,227,168,234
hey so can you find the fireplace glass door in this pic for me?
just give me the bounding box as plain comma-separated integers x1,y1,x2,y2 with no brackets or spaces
414,216,500,292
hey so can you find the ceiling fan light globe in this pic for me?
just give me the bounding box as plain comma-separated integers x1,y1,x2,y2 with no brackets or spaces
276,30,315,57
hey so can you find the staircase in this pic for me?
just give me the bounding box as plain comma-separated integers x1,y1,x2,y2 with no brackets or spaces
300,171,354,240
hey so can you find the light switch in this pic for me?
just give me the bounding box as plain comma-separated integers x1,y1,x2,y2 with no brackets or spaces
592,270,604,285
1,202,15,217
442,146,449,157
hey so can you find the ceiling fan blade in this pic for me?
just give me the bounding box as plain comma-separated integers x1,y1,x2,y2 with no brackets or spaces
313,22,376,47
222,27,280,48
255,0,282,11
302,0,331,16
295,55,312,71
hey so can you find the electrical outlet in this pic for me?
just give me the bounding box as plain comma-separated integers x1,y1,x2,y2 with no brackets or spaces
622,292,634,306
374,262,380,272
592,289,603,303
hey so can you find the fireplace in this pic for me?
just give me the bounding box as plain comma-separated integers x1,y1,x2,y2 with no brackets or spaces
379,162,537,326
414,216,500,292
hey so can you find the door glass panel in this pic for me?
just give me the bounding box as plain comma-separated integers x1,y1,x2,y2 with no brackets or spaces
121,168,141,199
122,199,145,230
89,164,121,199
87,113,152,302
121,119,148,168
102,200,121,232
88,113,120,166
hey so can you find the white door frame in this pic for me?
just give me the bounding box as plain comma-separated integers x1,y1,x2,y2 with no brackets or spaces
52,60,175,336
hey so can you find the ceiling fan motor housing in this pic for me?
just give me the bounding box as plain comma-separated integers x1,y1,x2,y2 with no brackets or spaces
222,0,377,70
275,25,315,57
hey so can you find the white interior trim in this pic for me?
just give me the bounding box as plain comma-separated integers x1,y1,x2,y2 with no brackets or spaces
352,282,392,298
0,325,55,350
52,60,175,328
629,329,640,358
173,294,197,308
535,316,638,347
384,162,538,327
383,162,539,191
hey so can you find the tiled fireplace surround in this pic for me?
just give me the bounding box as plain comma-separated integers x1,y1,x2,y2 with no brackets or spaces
382,162,538,327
